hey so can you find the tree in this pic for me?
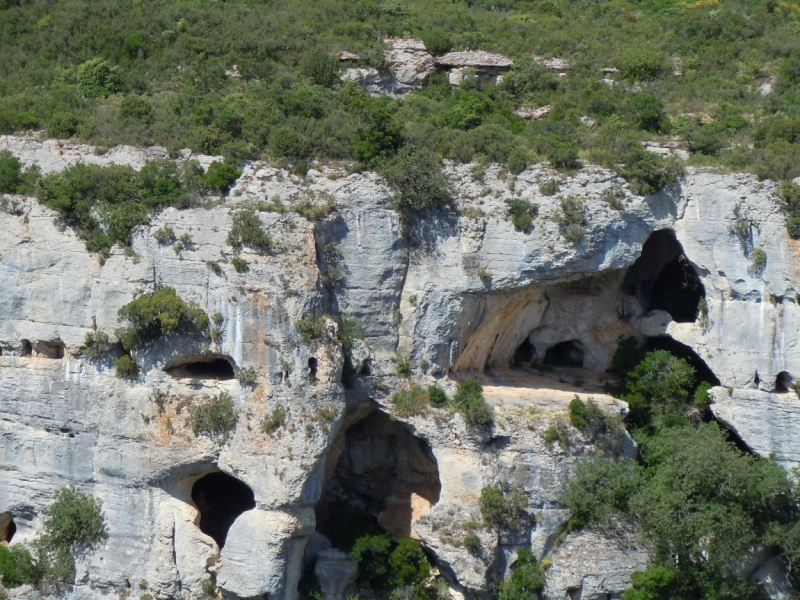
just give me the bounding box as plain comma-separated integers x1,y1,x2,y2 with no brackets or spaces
381,146,452,223
422,28,453,56
77,58,123,97
625,350,695,413
299,47,340,87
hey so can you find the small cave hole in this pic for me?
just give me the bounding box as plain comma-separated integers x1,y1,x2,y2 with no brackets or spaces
543,340,584,368
191,472,256,549
512,337,536,368
166,356,235,380
623,229,706,323
36,341,65,359
0,513,15,544
359,360,371,376
20,340,32,356
776,371,793,393
308,357,318,384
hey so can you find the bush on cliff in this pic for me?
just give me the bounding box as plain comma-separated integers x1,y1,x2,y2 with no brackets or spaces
115,286,210,351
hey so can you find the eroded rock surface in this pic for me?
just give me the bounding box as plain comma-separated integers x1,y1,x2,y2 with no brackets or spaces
1,135,799,599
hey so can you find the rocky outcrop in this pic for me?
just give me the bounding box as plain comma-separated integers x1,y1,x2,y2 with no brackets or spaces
435,51,513,86
1,135,799,599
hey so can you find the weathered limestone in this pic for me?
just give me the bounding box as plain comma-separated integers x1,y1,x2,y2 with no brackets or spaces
314,549,359,600
1,134,799,599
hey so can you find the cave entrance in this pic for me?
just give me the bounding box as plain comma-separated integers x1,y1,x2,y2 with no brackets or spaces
776,372,794,393
165,356,235,380
543,340,584,368
641,336,721,389
0,513,15,544
513,338,536,367
309,357,318,384
316,410,441,547
20,340,31,357
36,342,64,359
623,229,705,323
191,472,255,548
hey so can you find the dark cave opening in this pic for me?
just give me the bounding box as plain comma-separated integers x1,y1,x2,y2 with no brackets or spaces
315,410,441,547
0,513,15,544
513,338,536,367
623,229,706,323
776,371,794,393
543,340,584,368
191,472,256,548
36,342,64,359
165,356,235,380
309,357,318,384
20,340,31,356
641,336,721,389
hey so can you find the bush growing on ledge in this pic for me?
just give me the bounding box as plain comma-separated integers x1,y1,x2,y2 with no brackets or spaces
479,484,528,531
391,385,429,417
112,354,138,378
554,196,586,244
203,161,240,194
189,391,238,442
232,257,249,273
295,314,327,342
116,287,210,351
381,147,452,224
82,330,111,359
504,198,539,232
262,404,287,435
497,548,545,600
428,385,448,408
227,208,272,253
234,366,257,386
452,379,493,426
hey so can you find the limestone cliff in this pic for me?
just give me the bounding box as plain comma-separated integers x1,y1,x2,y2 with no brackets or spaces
1,134,798,600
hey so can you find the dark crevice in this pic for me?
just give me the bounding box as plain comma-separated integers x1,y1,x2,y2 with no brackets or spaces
20,340,32,356
308,357,318,384
191,472,256,549
776,371,793,393
1,513,15,544
543,340,584,368
166,356,235,380
512,338,536,367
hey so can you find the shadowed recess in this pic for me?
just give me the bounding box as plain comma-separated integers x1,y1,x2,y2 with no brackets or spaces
641,336,721,389
166,356,235,380
191,472,256,548
623,229,705,323
0,512,15,544
543,340,585,368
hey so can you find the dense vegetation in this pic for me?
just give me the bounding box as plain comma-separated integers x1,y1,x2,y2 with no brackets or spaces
0,486,107,595
1,0,799,223
562,338,800,599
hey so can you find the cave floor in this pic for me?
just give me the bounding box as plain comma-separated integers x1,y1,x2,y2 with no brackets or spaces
446,367,622,413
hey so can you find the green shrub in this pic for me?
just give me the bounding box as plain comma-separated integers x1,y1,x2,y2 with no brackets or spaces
389,538,431,587
205,260,222,276
0,150,22,194
748,248,767,276
269,125,307,159
116,287,210,351
395,351,410,376
77,58,123,98
42,485,108,556
611,335,644,375
504,198,539,231
543,421,571,448
622,92,669,133
234,366,257,386
112,354,138,378
262,404,287,435
422,28,453,56
189,391,238,441
497,548,545,600
82,330,110,359
299,47,340,87
554,196,586,243
625,349,695,415
452,378,493,426
479,484,528,531
227,209,272,252
539,179,560,196
506,147,528,174
428,385,448,408
204,161,240,194
463,534,480,554
46,111,79,138
350,533,393,586
232,257,249,273
0,545,37,588
381,147,451,224
296,314,327,341
153,226,175,244
693,381,712,409
391,386,429,417
119,95,152,124
618,45,663,81
337,316,364,350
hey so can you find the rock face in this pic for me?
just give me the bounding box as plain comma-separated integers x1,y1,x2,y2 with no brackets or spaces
1,135,799,599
